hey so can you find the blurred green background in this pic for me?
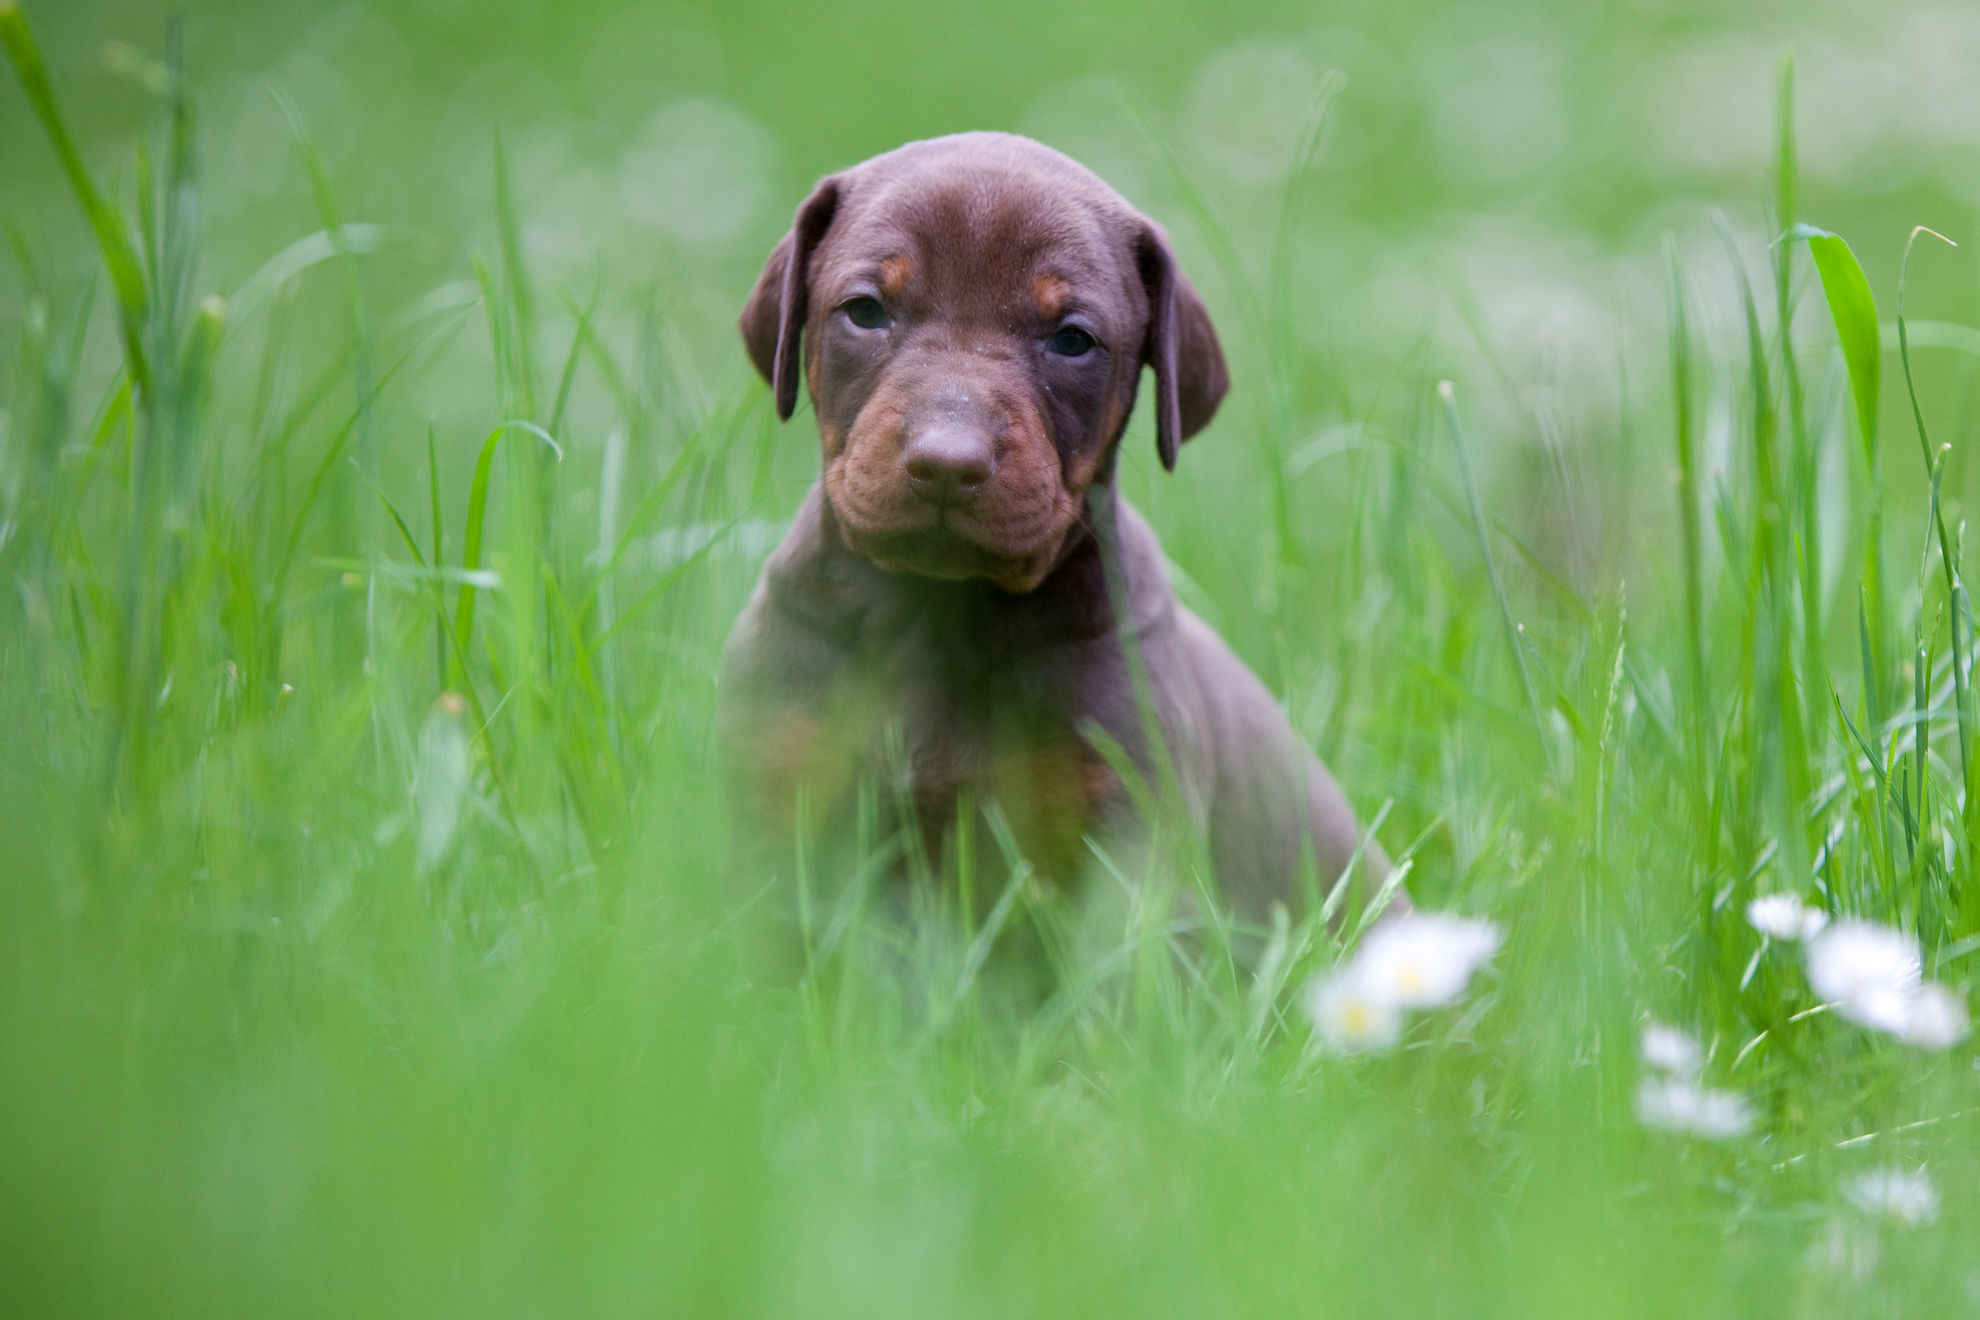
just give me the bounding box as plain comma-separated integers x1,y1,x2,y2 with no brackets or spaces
11,0,1980,623
11,0,1980,399
5,0,1980,1315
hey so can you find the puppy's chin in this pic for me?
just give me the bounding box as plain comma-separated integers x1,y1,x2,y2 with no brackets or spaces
828,496,1067,593
856,528,1008,580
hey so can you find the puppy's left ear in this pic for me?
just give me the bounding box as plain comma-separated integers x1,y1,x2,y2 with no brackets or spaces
1136,221,1228,471
739,176,842,421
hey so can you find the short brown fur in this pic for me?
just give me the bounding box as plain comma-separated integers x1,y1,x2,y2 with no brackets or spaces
724,132,1395,941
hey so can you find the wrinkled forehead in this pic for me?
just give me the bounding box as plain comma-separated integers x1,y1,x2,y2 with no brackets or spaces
816,165,1142,323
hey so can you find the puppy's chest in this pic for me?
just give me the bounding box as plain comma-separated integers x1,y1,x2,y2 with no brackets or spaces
853,648,1123,856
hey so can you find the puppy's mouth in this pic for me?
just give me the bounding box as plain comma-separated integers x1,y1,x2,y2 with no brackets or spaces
827,489,1070,592
854,522,1013,582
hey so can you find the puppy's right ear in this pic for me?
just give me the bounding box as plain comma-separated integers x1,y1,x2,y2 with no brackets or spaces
739,176,842,421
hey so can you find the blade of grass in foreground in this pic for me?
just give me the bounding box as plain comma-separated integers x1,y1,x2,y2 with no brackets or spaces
0,2,151,391
1773,57,1823,714
450,420,563,687
1665,237,1711,826
1897,225,1980,934
1792,222,1887,719
1789,226,1881,469
1439,380,1550,774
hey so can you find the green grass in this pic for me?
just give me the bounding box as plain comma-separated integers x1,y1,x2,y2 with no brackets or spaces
4,9,1979,1316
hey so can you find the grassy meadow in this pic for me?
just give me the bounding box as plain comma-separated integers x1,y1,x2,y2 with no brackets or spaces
4,0,1980,1314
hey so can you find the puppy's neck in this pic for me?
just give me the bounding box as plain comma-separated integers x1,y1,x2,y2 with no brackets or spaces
764,480,1170,654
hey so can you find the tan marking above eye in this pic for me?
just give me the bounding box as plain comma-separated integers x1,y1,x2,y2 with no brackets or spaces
1031,273,1073,320
879,254,916,300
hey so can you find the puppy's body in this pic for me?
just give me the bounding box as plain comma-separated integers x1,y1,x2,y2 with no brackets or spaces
721,132,1390,928
722,485,1378,921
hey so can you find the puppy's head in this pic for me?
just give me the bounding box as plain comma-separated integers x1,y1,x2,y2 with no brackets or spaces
739,132,1227,592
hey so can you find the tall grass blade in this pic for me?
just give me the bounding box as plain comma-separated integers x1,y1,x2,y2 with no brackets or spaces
1665,237,1711,806
1791,223,1889,708
450,420,562,684
1896,226,1976,930
0,4,151,390
1787,225,1880,468
492,132,538,421
1438,381,1549,770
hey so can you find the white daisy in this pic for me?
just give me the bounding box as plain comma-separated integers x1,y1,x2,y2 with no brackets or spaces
1898,981,1971,1050
1302,971,1403,1053
1747,893,1830,941
1844,1167,1940,1226
1805,921,1922,1035
1634,1076,1753,1140
1349,913,1503,1010
1640,1021,1704,1075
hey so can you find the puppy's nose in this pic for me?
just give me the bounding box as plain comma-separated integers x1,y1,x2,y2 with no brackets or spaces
900,427,995,506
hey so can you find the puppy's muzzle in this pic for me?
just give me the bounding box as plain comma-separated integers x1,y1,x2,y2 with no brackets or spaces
900,426,995,508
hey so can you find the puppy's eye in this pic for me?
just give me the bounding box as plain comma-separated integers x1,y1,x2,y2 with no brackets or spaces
1046,325,1097,357
840,296,892,330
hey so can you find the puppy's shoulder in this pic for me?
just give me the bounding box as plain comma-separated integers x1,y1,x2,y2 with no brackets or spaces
722,486,867,702
1098,493,1180,641
748,485,891,645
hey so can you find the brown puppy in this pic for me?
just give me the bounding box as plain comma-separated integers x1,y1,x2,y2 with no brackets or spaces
721,132,1393,933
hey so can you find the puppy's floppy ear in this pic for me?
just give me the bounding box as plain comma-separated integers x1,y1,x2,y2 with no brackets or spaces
1135,221,1229,471
738,176,842,421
